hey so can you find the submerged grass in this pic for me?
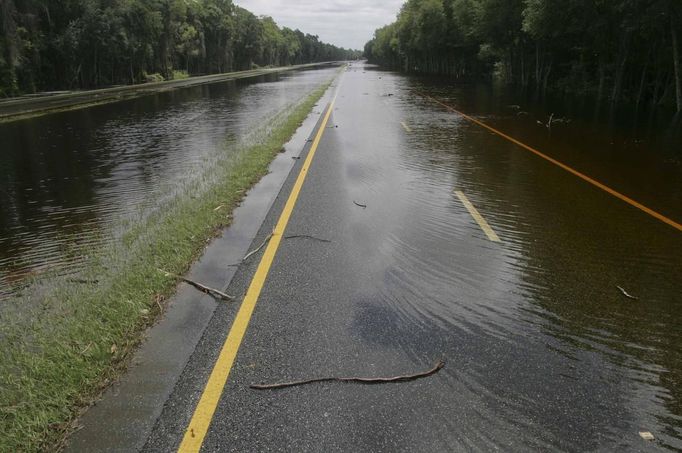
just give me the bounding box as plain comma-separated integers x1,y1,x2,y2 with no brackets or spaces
0,63,329,124
0,76,335,452
0,98,122,124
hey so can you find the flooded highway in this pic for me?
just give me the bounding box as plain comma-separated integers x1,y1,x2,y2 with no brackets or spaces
0,67,338,300
2,61,682,451
134,62,682,452
364,69,682,450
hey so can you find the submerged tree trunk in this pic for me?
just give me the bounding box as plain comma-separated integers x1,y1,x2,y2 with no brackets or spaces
611,31,631,104
657,72,673,105
672,17,682,112
520,48,526,87
0,0,19,94
535,42,540,94
596,61,606,102
542,59,552,97
636,58,649,109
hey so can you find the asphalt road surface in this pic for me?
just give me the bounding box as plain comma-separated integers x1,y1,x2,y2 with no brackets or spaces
129,62,680,451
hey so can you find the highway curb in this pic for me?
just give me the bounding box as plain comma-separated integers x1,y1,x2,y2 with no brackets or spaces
64,81,338,452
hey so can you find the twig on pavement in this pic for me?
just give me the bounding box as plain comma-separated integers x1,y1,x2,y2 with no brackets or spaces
159,269,234,301
242,232,274,262
284,234,331,243
617,285,638,300
250,359,445,390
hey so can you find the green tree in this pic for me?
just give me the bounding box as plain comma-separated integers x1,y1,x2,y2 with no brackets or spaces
0,0,358,95
365,0,682,111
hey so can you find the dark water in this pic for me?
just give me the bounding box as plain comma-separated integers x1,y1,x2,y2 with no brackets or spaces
334,64,681,449
2,61,682,449
0,68,336,299
421,80,682,221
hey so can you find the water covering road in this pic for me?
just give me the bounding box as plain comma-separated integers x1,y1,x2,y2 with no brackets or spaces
131,63,682,452
2,60,682,451
0,67,338,300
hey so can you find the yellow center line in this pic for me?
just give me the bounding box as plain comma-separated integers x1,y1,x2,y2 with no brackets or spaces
177,95,337,453
417,91,682,234
400,121,412,133
454,191,501,242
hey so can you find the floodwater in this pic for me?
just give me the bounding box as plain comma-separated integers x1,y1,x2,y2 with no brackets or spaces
0,67,337,299
2,60,682,450
332,65,682,450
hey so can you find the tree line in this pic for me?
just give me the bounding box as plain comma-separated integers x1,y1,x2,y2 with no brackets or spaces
364,0,682,112
0,0,361,96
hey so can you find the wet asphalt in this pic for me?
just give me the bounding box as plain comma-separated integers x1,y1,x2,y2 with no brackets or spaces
139,63,682,452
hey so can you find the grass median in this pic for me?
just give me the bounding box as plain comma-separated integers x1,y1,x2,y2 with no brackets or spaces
0,75,335,452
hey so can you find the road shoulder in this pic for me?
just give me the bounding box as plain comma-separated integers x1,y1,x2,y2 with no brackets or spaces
64,83,338,453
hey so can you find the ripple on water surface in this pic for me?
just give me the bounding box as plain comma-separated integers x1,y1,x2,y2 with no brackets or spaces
343,69,682,449
0,68,337,300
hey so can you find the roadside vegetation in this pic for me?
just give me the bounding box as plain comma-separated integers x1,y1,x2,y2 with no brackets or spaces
0,0,360,96
0,74,335,453
364,0,682,113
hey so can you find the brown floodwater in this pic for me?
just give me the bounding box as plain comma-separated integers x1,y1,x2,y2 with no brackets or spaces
339,67,682,449
1,61,681,449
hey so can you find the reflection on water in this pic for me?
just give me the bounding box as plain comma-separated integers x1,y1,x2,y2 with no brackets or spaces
2,61,681,449
339,65,681,449
0,68,336,299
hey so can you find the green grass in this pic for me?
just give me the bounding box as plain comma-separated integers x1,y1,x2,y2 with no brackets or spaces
143,72,165,83
0,76,335,452
171,70,190,80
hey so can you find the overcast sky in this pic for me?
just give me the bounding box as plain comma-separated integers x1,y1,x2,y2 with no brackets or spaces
234,0,404,50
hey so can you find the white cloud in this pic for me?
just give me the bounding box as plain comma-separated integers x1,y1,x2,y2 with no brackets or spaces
234,0,404,50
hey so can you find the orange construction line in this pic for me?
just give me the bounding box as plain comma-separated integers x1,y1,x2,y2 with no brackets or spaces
417,91,682,233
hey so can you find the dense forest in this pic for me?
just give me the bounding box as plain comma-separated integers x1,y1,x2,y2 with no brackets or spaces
0,0,360,96
364,0,682,112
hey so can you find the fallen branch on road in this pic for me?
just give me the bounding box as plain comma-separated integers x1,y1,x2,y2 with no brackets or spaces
353,201,367,208
242,232,274,262
284,234,331,243
159,269,234,301
250,359,445,390
227,231,276,267
617,285,638,300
